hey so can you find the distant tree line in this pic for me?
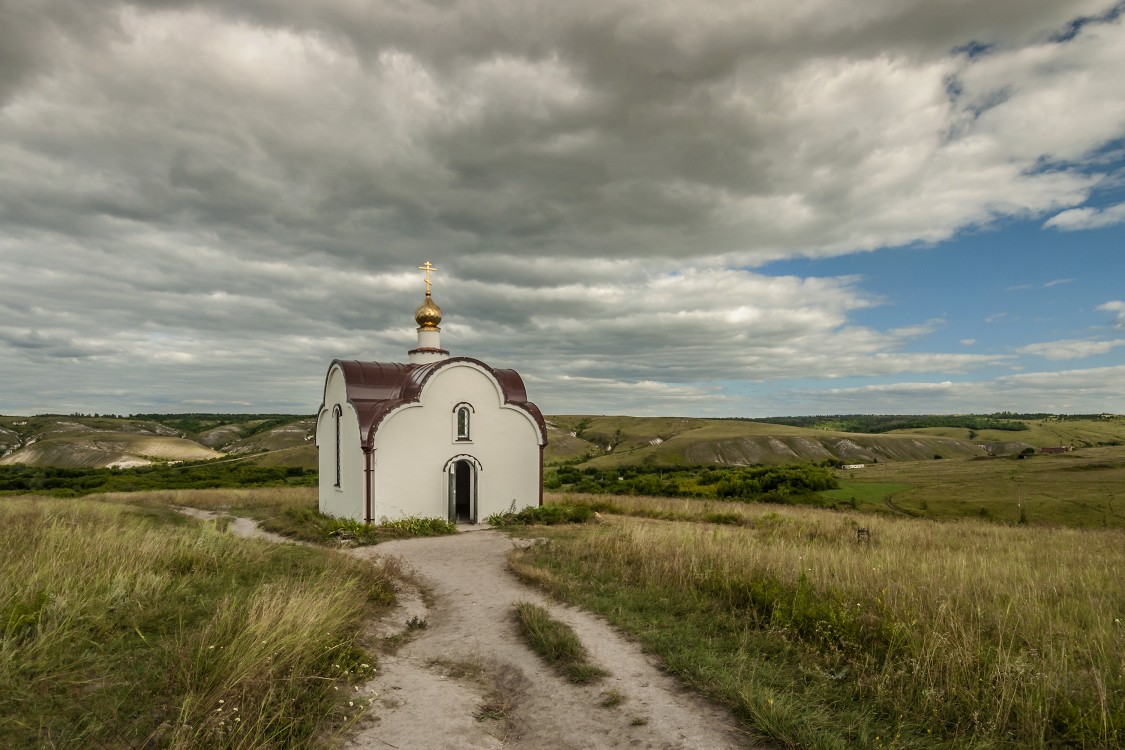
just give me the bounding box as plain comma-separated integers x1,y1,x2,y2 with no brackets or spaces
0,462,315,496
546,463,840,503
724,414,1031,433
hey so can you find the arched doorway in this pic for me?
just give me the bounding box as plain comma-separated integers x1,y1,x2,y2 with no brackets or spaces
447,459,477,524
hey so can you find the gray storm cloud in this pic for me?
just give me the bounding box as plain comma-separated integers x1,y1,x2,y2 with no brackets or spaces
1,0,1123,415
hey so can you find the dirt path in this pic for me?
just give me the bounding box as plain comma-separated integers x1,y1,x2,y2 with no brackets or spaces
177,510,758,749
345,529,756,750
175,506,290,543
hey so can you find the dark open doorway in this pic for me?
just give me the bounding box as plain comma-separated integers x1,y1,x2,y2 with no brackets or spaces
453,459,475,524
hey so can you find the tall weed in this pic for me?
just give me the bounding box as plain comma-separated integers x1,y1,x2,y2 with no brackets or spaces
0,496,391,749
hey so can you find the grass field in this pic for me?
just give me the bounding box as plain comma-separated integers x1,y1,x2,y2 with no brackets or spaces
891,417,1125,448
833,446,1125,528
0,493,394,749
820,481,913,513
512,502,1125,749
5,450,1122,750
543,444,1125,528
109,486,456,544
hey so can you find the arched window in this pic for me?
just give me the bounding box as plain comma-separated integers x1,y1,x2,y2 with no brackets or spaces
333,404,343,487
456,404,472,441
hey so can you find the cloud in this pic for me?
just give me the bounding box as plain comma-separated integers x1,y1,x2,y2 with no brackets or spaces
0,1,1123,416
3,1,1123,266
1044,202,1125,230
1099,300,1125,329
887,319,945,339
785,365,1125,415
1008,278,1077,291
0,328,117,360
1017,337,1125,360
443,270,1010,387
0,248,1011,414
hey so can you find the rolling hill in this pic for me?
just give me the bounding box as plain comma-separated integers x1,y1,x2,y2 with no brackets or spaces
547,415,997,467
0,414,309,469
2,412,1123,470
0,416,223,468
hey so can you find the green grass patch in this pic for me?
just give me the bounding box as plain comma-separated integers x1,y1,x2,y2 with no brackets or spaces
541,492,836,530
510,514,1125,749
0,495,393,749
259,505,457,545
513,601,609,684
845,447,1125,528
819,480,913,511
103,487,456,546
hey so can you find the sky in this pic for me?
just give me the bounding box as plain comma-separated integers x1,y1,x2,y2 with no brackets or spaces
1,0,1123,418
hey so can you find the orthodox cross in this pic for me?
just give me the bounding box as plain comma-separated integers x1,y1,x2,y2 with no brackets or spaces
419,261,437,295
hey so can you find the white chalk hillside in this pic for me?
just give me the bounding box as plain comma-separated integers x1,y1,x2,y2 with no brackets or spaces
0,434,222,468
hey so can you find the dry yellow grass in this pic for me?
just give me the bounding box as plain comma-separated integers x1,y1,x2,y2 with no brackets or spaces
112,485,317,511
517,498,1125,747
0,494,389,748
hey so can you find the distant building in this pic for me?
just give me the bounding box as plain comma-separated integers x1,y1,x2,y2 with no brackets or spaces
315,263,546,524
1040,445,1074,455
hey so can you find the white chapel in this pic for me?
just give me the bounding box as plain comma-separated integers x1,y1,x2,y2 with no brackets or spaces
315,263,547,524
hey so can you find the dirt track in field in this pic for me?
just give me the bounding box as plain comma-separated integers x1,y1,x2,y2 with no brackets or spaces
182,510,759,749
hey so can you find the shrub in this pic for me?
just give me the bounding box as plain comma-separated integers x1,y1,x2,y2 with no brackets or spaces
487,504,594,527
262,507,456,545
546,463,839,502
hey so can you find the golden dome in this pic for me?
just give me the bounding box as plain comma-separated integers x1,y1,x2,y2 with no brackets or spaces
414,293,442,329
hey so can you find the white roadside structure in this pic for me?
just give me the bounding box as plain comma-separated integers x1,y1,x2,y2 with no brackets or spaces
315,263,547,524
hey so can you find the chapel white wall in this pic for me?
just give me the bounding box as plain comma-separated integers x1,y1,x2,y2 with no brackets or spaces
371,363,542,522
315,365,366,521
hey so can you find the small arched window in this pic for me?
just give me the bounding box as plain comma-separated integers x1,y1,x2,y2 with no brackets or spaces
333,404,343,488
456,405,472,441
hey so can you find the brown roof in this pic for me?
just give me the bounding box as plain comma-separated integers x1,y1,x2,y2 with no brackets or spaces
323,357,546,448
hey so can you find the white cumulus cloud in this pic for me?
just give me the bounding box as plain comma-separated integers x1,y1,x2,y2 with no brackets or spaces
1044,202,1125,231
1098,300,1125,329
1017,338,1125,360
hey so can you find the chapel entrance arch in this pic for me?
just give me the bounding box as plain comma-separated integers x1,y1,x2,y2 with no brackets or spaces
446,457,478,524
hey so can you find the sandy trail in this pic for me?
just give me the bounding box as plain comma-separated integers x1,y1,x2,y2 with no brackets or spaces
178,510,758,749
175,506,289,543
345,528,756,750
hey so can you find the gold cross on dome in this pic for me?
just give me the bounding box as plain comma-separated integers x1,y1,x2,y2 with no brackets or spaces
418,261,437,295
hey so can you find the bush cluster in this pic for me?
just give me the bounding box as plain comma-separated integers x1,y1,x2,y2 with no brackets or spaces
487,504,595,526
263,505,457,545
0,463,315,496
546,464,839,503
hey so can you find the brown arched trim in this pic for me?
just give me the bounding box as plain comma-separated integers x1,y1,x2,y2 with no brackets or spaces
442,454,483,472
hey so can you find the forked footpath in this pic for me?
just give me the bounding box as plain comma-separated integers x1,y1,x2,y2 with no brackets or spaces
187,507,762,748
344,529,758,750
